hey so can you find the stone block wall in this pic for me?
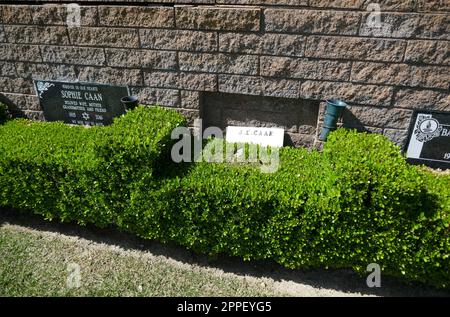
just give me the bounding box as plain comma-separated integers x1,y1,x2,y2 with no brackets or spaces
0,0,449,148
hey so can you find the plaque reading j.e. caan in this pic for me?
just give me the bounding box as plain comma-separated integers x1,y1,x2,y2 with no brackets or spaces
406,111,450,169
226,126,285,147
34,80,129,126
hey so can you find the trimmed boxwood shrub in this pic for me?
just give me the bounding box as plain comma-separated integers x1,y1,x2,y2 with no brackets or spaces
126,134,449,288
0,106,185,226
323,130,449,286
0,108,448,289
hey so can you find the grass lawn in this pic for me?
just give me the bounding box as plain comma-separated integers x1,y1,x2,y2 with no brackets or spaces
0,223,278,297
1,211,449,297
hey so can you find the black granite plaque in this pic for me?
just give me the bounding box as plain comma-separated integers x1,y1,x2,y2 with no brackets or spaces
34,80,129,126
405,111,450,169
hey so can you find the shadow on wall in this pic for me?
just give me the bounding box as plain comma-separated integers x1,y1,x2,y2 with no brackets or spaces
0,94,27,119
314,104,384,148
341,108,377,133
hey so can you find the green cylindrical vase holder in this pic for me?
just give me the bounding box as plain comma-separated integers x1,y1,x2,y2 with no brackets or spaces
319,99,348,141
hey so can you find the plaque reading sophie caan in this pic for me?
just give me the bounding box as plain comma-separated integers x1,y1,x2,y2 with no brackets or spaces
406,111,450,169
34,80,129,126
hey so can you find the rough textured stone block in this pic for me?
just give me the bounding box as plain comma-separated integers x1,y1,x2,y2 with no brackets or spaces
1,5,33,24
176,6,260,31
77,66,142,86
404,40,450,65
41,45,106,66
4,25,69,45
218,75,262,96
217,0,308,4
144,71,177,89
99,6,174,28
351,62,450,89
174,108,199,126
131,87,180,108
176,72,218,92
69,27,139,48
15,62,77,81
144,71,217,91
0,77,33,94
359,13,450,40
298,125,317,135
309,0,364,9
374,0,416,11
0,44,41,62
261,56,351,81
262,78,301,99
181,90,200,109
343,106,412,129
417,0,450,12
0,61,16,76
139,29,217,52
179,52,258,75
394,89,450,111
286,133,315,148
318,101,327,118
362,126,384,134
24,95,41,111
383,128,409,148
31,4,98,26
310,0,416,11
23,110,45,121
106,49,177,70
300,81,394,106
0,26,5,43
265,9,361,35
305,36,406,62
219,33,305,57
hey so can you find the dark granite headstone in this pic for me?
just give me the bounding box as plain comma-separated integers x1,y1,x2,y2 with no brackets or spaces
34,80,129,126
406,111,450,169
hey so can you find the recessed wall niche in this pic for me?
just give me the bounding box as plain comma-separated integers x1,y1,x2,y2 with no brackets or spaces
201,92,320,148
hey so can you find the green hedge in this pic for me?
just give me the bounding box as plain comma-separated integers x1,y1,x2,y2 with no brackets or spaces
323,131,449,285
0,108,449,289
0,106,185,226
126,133,449,288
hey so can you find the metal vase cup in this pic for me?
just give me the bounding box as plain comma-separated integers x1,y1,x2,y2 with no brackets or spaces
319,99,348,141
121,96,139,111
